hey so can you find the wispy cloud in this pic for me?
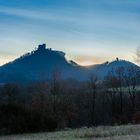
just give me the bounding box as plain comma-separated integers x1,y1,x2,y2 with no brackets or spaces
0,5,140,33
0,6,77,22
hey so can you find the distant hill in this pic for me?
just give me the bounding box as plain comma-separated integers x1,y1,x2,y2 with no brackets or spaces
88,58,140,79
0,44,88,83
0,44,139,83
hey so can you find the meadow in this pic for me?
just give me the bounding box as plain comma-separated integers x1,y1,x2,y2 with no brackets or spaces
1,125,140,140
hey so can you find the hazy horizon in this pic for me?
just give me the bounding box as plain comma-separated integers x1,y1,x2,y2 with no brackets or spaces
0,44,137,67
0,0,140,66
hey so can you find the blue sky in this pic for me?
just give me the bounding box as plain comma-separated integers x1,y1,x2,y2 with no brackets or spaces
0,0,140,65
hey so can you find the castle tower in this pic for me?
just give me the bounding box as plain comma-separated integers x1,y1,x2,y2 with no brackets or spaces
38,44,46,51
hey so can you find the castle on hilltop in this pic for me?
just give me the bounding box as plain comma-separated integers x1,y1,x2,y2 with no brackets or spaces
37,44,52,52
36,43,65,57
38,44,46,51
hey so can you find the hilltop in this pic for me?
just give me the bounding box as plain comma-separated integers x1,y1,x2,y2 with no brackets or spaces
0,44,139,83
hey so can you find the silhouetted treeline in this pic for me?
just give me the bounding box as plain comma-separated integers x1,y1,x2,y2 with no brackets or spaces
1,66,140,134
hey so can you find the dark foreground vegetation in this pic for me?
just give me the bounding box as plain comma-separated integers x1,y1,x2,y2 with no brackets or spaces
0,66,140,135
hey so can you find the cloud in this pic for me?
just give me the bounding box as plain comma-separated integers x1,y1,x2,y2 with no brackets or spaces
0,5,140,33
0,6,77,22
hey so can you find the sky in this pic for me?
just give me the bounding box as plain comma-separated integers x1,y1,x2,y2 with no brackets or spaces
0,0,140,66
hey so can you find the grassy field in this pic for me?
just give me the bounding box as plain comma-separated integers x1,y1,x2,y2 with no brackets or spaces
1,125,140,140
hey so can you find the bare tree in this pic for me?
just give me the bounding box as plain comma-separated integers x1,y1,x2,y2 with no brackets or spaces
124,66,139,114
105,67,125,123
88,73,98,126
104,73,118,123
50,70,62,113
50,69,66,129
115,67,125,115
29,81,48,111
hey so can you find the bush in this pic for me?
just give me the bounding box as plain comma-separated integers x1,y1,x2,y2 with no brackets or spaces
0,103,57,134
